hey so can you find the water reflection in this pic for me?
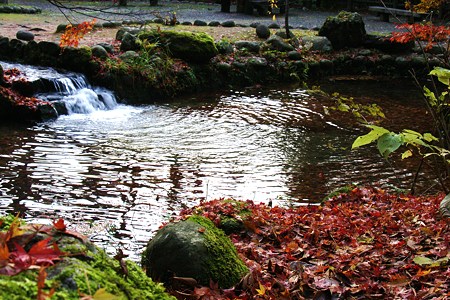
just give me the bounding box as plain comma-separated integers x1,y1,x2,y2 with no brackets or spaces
0,82,430,260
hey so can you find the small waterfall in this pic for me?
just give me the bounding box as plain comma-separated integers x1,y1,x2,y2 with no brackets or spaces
1,61,118,115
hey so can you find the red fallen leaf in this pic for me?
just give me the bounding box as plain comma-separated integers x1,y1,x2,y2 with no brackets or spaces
198,227,206,233
11,242,32,271
28,238,64,265
37,266,55,300
53,218,67,232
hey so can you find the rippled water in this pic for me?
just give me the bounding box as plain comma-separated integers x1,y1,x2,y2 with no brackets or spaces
0,64,430,260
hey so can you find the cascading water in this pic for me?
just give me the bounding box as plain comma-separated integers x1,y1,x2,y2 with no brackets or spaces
1,61,118,115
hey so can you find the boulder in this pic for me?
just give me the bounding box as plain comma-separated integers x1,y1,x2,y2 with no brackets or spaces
265,35,295,52
92,45,108,59
139,30,218,63
0,37,11,58
193,20,207,26
59,46,92,72
142,216,248,288
120,32,139,52
268,23,280,29
256,24,270,39
301,36,333,52
38,41,61,57
9,39,26,59
235,41,260,53
0,216,174,299
216,39,234,54
221,20,236,27
318,11,366,50
96,42,114,54
16,30,34,41
208,21,221,27
119,50,139,61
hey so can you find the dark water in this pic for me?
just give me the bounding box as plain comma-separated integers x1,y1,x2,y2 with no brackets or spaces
0,63,431,260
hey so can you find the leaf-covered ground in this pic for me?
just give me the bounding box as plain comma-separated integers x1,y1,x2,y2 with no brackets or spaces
176,188,449,299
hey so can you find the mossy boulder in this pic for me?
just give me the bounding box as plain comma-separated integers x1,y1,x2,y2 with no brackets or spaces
318,11,366,50
59,46,93,73
142,215,248,288
139,30,218,63
0,218,174,300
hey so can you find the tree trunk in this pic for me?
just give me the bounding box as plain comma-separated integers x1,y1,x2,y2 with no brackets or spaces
0,0,9,4
221,0,231,13
119,0,127,7
285,0,290,37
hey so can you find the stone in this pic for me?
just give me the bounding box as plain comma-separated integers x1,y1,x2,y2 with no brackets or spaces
153,18,165,24
38,41,60,57
91,45,108,59
268,23,280,29
288,50,302,60
56,24,68,33
265,35,294,52
235,41,260,53
0,216,174,299
16,30,34,41
208,21,221,27
120,32,139,52
9,39,25,59
102,21,121,28
221,20,236,27
139,30,218,63
216,39,234,55
59,46,92,72
256,24,270,39
96,42,114,54
247,57,268,68
142,215,248,288
119,50,139,61
250,22,260,28
193,20,207,26
181,21,193,25
301,35,332,52
318,11,366,50
0,37,10,58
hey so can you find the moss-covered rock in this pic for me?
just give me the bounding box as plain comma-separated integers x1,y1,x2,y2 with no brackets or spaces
138,30,218,63
0,216,174,300
142,215,248,288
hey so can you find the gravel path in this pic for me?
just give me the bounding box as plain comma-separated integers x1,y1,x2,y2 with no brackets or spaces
11,0,402,33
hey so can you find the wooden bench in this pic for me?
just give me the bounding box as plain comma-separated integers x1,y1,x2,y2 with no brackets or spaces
368,6,429,23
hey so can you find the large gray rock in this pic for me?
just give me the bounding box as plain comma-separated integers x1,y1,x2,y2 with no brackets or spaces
142,216,248,288
318,11,366,50
235,40,260,53
265,35,295,52
16,30,34,41
256,24,270,39
301,36,333,52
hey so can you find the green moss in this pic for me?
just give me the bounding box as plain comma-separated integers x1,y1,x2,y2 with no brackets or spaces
138,30,218,63
187,215,248,288
0,226,174,300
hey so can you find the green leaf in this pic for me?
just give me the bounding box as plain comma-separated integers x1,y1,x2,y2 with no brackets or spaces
413,255,449,267
423,86,437,107
413,256,434,266
430,67,450,86
352,125,390,149
377,132,403,159
423,133,438,142
401,150,413,159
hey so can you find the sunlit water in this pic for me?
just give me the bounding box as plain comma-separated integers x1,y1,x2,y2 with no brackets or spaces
0,63,430,260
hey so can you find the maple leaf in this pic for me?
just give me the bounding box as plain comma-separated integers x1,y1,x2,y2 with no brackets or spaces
10,242,32,271
0,243,9,268
28,238,64,265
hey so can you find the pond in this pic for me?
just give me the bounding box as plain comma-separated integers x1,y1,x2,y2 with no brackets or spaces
0,62,431,260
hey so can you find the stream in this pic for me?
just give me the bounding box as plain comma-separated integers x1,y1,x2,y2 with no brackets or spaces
0,62,430,260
